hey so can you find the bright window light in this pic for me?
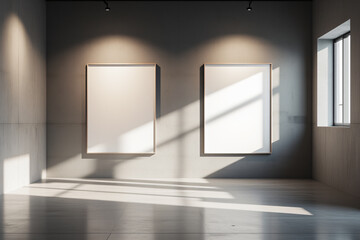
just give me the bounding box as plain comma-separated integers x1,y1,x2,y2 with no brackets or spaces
334,33,351,125
317,19,350,127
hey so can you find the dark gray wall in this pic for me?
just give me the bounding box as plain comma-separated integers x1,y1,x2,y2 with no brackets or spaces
0,0,46,193
47,1,312,178
313,0,360,197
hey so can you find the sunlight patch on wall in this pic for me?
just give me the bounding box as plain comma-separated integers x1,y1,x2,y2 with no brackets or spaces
4,154,30,193
41,169,47,179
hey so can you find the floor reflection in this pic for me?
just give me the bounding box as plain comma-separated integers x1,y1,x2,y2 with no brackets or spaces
1,179,360,240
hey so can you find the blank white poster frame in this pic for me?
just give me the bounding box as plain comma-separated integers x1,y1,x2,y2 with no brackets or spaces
203,63,272,155
86,63,156,155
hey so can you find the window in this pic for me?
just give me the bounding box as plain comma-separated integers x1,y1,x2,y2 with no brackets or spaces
334,33,351,125
317,20,351,127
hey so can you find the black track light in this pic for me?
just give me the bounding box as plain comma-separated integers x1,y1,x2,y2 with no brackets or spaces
104,0,110,12
247,0,253,12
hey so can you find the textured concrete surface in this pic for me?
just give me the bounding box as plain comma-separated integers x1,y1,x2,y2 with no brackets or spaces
0,0,46,193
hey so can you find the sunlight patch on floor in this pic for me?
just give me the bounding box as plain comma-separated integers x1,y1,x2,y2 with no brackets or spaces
9,179,312,216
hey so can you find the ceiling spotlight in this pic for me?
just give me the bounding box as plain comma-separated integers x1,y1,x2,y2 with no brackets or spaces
104,0,110,12
247,0,253,12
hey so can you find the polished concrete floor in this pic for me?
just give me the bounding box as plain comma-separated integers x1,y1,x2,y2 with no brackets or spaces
1,179,360,240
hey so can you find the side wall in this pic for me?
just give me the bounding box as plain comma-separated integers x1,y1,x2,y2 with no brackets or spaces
47,1,312,179
313,0,360,197
0,0,46,193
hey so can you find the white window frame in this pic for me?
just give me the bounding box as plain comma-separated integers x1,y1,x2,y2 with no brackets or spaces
333,32,351,126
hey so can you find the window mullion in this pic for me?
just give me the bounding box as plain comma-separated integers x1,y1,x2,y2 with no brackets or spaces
342,35,345,124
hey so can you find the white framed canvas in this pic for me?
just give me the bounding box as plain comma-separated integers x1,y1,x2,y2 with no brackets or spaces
86,63,156,154
204,63,272,155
